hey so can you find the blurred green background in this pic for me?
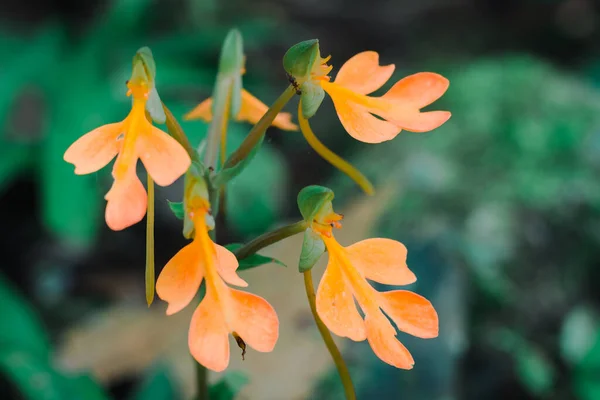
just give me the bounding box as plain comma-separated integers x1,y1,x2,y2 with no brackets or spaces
1,0,600,399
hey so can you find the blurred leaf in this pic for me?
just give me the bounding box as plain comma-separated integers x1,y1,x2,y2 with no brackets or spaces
168,201,185,220
225,243,286,270
515,345,555,396
561,306,599,366
64,374,110,400
208,370,249,400
0,350,65,400
0,274,50,357
129,365,180,400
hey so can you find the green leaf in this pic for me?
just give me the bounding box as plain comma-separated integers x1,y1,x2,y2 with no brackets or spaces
560,306,599,366
64,374,110,400
225,243,286,271
209,370,249,400
167,201,185,220
299,229,326,272
0,350,65,400
217,29,244,117
129,365,180,400
515,345,555,397
0,274,50,357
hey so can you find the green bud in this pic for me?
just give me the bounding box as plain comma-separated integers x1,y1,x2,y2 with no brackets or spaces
134,46,156,82
299,229,326,272
283,39,319,80
300,81,325,119
217,29,244,118
297,185,334,222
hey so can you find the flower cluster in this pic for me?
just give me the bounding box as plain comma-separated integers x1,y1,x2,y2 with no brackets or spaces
63,31,449,389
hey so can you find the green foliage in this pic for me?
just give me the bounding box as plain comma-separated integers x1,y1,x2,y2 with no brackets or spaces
217,29,244,117
129,365,180,400
167,201,185,220
225,243,286,270
208,371,249,400
0,273,108,399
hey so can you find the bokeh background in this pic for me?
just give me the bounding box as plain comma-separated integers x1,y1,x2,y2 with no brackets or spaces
1,0,600,399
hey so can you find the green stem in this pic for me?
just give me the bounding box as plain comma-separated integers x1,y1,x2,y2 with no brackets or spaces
223,85,296,169
194,362,208,400
145,175,155,307
303,270,356,400
234,221,307,260
162,103,197,162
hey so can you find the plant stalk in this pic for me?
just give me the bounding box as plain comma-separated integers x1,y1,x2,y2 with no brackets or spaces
303,270,357,400
234,221,307,260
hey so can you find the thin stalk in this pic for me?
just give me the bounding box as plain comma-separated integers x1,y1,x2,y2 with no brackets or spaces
298,102,374,195
145,175,155,306
194,362,208,400
234,221,307,260
303,270,356,400
162,103,197,161
224,85,296,169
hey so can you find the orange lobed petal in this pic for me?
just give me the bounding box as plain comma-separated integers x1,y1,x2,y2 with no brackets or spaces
215,244,248,287
184,98,213,122
379,290,439,339
334,51,395,95
316,259,366,341
229,288,279,352
188,292,231,372
63,123,123,175
137,125,191,187
238,89,298,131
346,238,416,286
156,242,204,315
104,170,147,231
320,81,400,143
365,314,415,369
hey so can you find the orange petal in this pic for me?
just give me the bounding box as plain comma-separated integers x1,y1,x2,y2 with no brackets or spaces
230,288,279,352
365,314,414,369
238,89,298,131
215,244,248,287
156,242,203,315
138,126,191,187
189,293,230,372
104,172,147,231
334,51,395,95
316,260,366,341
346,238,416,286
382,109,451,133
379,290,439,339
323,83,400,143
63,123,122,174
382,72,449,108
184,98,213,121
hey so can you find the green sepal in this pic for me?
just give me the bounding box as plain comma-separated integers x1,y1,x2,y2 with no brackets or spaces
283,39,319,79
167,201,184,220
299,229,326,272
300,81,325,118
225,243,286,271
209,371,249,400
297,185,335,222
217,29,244,117
214,134,264,187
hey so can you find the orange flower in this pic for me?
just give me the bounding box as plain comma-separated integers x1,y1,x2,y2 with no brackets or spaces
185,89,298,131
311,210,438,369
307,51,451,143
156,197,279,372
63,62,191,231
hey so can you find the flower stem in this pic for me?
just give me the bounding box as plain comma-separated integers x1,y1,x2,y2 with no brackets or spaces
233,221,307,260
194,362,209,400
223,84,296,169
297,102,374,195
162,103,197,162
145,175,155,307
303,270,357,400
